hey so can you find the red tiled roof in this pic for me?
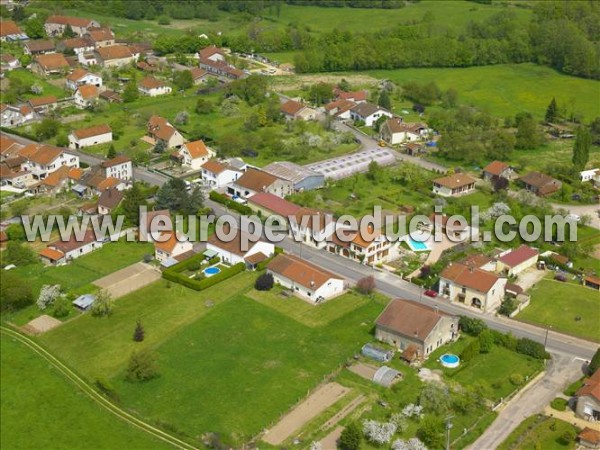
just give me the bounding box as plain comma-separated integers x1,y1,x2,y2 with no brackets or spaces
433,173,477,189
338,90,367,102
183,140,210,159
0,20,22,37
66,68,89,81
46,15,95,28
35,53,69,70
26,40,55,53
576,369,600,402
97,177,121,190
498,245,539,268
376,299,453,342
440,263,500,293
280,100,306,116
199,45,224,60
190,67,207,79
201,159,227,174
147,115,176,141
76,84,99,99
267,253,341,290
579,427,600,445
248,192,301,217
72,124,111,139
39,247,65,261
139,76,168,90
49,229,98,253
483,161,509,176
235,168,279,192
97,45,133,60
154,231,186,253
28,96,58,108
101,155,130,168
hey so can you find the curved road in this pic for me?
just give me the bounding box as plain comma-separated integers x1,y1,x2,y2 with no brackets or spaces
0,326,196,450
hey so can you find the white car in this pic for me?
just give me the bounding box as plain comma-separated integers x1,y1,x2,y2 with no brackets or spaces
566,214,581,222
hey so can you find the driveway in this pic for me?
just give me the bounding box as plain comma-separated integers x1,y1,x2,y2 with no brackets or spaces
550,202,600,230
467,352,587,450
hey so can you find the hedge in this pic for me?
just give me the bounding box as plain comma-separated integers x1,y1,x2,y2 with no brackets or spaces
163,261,245,291
209,191,253,215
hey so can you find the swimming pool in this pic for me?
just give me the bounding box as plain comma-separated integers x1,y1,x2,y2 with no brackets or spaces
440,354,460,369
406,238,431,252
203,266,221,277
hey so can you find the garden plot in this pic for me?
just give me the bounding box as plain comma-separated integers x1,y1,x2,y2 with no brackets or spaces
93,262,161,298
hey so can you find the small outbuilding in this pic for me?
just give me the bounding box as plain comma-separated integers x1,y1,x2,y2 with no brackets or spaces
72,294,96,311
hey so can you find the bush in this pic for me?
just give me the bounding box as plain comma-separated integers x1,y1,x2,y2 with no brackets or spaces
516,337,551,360
133,320,145,342
0,272,33,312
52,296,70,318
478,329,495,353
356,276,376,295
550,397,568,411
188,261,201,271
339,422,361,450
163,261,245,291
459,316,488,336
126,349,159,382
255,273,274,291
157,15,170,25
95,377,120,402
559,428,576,445
509,373,524,386
208,191,253,215
461,339,481,362
498,297,518,316
91,290,113,317
588,347,600,375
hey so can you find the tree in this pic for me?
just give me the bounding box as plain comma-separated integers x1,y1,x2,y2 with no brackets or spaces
156,178,203,215
173,70,193,90
106,144,117,159
123,80,139,103
356,276,376,294
366,160,381,181
122,182,146,225
491,175,509,192
419,382,451,414
255,273,274,291
52,296,70,318
195,98,213,114
23,17,46,39
0,272,33,312
174,111,189,125
35,118,61,140
378,89,391,110
588,347,600,375
91,290,113,317
37,284,61,311
545,97,558,123
373,115,388,132
153,140,166,154
417,416,444,449
572,126,591,170
560,428,576,446
308,82,333,105
478,329,495,353
339,422,361,450
63,24,76,38
133,320,145,342
498,297,517,316
363,420,397,445
515,115,542,149
126,348,159,382
442,88,458,108
5,241,37,266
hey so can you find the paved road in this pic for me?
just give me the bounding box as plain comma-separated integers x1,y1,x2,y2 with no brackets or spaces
551,202,600,230
2,131,169,186
468,353,587,450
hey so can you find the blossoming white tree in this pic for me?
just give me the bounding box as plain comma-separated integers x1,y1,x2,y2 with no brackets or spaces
37,284,61,310
362,419,397,445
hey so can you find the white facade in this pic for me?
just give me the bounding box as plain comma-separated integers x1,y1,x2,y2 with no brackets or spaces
68,131,112,149
288,217,336,249
180,144,215,171
103,161,133,181
351,108,392,127
270,272,344,302
206,241,274,266
50,240,103,261
580,168,599,182
155,240,193,263
24,152,79,180
74,89,98,109
0,105,35,128
139,84,172,97
201,165,241,188
66,72,102,91
439,276,507,313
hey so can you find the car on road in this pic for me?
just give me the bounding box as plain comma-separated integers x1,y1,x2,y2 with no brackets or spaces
424,289,438,298
566,213,581,222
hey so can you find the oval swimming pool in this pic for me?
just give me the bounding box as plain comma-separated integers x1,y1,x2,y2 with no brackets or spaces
440,353,460,369
203,266,221,277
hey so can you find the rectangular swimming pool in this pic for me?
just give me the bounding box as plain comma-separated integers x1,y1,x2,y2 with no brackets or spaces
407,238,431,252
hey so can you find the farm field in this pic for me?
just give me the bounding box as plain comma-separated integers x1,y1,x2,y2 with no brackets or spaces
497,415,578,450
0,335,172,450
518,278,600,342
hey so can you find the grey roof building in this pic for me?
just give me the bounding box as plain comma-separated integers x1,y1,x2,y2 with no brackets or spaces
263,161,325,191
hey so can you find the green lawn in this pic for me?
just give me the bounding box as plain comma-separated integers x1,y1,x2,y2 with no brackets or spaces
518,278,600,342
4,69,69,100
498,415,579,450
369,64,600,120
0,335,173,450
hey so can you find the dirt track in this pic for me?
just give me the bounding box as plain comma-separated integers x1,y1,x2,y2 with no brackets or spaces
93,262,161,298
263,382,350,445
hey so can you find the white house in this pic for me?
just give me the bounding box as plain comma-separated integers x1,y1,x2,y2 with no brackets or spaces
147,115,185,149
69,124,112,149
1,53,21,71
94,45,137,68
0,20,28,42
0,104,35,128
97,188,124,215
288,207,336,249
495,245,539,276
100,155,133,181
42,229,103,263
206,231,274,266
154,231,193,263
200,160,243,188
350,102,392,127
179,140,215,171
138,76,172,97
59,36,95,55
66,68,102,91
432,173,477,197
74,85,99,109
44,15,99,37
326,225,392,265
380,118,428,145
19,144,79,180
228,167,293,199
580,168,599,182
482,161,516,181
439,263,507,312
267,253,345,303
280,100,317,121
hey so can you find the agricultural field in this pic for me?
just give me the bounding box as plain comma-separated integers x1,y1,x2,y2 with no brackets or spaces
0,335,172,450
498,415,579,450
517,278,600,342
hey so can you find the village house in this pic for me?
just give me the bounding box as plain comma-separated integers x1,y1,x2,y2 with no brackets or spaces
40,165,83,195
65,68,102,90
100,155,133,181
27,96,58,114
327,225,392,264
289,207,336,249
68,124,112,149
74,85,99,109
200,160,243,189
190,67,210,85
324,99,356,119
57,37,95,55
85,27,115,48
179,140,215,171
405,142,425,156
40,229,102,265
32,53,70,76
1,53,20,71
432,173,477,197
138,76,172,97
482,161,516,181
519,171,562,197
24,39,56,55
198,45,226,63
44,15,99,37
97,188,125,215
228,167,293,199
496,245,539,276
267,253,345,303
99,90,122,103
439,263,507,312
350,102,392,127
0,103,35,128
206,231,274,267
147,115,185,149
580,168,600,183
375,299,459,361
154,232,194,265
280,99,317,121
576,369,600,421
0,159,34,188
584,275,600,291
0,134,24,161
94,45,137,68
140,209,172,242
263,161,324,192
578,428,600,450
79,169,126,197
335,89,367,103
380,118,428,145
198,45,245,80
19,143,79,180
0,20,28,42
246,192,301,220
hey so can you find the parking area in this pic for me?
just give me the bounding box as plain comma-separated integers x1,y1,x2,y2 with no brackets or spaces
93,262,161,299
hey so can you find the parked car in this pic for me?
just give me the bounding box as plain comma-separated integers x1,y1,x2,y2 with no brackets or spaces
424,289,438,298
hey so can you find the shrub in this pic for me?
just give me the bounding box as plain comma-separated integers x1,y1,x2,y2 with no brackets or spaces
588,347,600,375
188,261,201,271
255,273,274,291
95,377,120,402
459,316,488,336
339,422,361,450
362,420,397,445
126,349,159,382
91,290,113,317
356,276,376,295
478,329,495,353
560,427,576,445
52,296,70,318
550,397,568,411
208,191,253,215
133,320,145,342
509,373,524,386
461,339,481,362
516,337,551,360
498,297,518,316
157,15,170,25
0,272,33,312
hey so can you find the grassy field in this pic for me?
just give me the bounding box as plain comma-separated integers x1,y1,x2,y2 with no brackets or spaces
518,278,600,342
498,415,578,450
369,64,600,120
3,69,69,100
0,335,173,450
